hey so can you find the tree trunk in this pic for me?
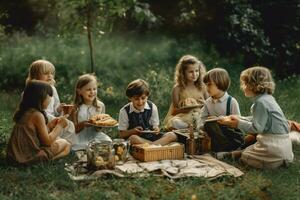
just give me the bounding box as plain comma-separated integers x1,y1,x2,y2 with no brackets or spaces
86,1,94,73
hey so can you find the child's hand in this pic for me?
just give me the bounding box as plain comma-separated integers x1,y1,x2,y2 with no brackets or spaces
84,121,92,127
207,115,217,119
153,127,160,135
57,103,65,114
57,117,68,128
134,126,143,134
48,118,59,130
218,115,239,128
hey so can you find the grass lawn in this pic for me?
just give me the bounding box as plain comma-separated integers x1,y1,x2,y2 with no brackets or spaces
0,77,300,200
0,86,300,199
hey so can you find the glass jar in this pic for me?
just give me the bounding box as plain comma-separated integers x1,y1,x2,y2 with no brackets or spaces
86,140,115,170
113,138,130,164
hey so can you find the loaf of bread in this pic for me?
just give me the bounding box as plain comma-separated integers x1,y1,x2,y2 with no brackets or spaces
179,97,198,108
89,114,118,126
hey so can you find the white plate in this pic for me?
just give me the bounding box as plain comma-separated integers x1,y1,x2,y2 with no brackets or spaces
87,122,119,128
173,129,204,138
140,130,158,134
205,116,225,123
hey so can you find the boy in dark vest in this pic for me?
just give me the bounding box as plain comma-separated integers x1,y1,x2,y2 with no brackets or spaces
118,79,177,145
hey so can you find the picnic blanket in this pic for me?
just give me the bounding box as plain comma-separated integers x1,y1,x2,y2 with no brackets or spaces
65,152,243,181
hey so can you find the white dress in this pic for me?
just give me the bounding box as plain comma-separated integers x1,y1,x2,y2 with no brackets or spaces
45,85,76,144
72,103,112,151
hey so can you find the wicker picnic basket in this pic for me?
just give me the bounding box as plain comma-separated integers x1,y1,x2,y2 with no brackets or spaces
131,143,184,162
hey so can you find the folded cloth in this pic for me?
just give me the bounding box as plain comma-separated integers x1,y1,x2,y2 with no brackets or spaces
65,153,244,181
115,163,144,174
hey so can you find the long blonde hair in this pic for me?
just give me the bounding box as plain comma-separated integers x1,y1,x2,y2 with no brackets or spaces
240,66,275,94
73,73,101,110
174,55,206,89
26,60,56,85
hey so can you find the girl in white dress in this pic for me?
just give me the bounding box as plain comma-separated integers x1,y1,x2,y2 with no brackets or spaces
70,74,111,150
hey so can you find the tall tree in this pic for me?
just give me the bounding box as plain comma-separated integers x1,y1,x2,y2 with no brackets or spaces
56,0,157,72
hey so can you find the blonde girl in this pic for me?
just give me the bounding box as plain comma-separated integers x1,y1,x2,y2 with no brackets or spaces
71,74,111,150
219,66,294,169
26,60,76,144
7,80,70,164
163,55,208,130
27,60,61,117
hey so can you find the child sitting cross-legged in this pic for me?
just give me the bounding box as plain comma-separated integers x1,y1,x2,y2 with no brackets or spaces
118,79,177,145
6,80,70,164
201,68,244,152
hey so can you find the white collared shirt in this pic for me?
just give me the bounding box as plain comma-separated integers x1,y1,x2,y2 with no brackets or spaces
201,92,240,120
118,101,159,130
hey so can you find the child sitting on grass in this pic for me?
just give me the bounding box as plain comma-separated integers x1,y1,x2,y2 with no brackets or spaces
219,66,294,169
163,55,208,130
26,59,75,144
70,74,112,151
118,79,177,145
201,68,243,152
6,80,70,164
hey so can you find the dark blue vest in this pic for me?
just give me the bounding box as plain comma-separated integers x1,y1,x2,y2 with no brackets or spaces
125,101,153,130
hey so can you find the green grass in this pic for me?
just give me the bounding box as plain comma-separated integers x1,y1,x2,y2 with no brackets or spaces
1,76,300,200
0,33,299,199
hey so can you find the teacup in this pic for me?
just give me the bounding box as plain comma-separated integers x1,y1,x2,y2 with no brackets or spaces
62,104,74,115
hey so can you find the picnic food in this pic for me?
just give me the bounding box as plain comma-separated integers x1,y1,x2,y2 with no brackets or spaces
222,116,232,122
86,140,115,170
89,114,118,126
179,97,198,108
113,139,129,163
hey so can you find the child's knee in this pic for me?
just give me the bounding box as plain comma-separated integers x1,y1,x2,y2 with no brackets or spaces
63,142,71,155
128,135,139,143
165,132,177,141
171,119,188,129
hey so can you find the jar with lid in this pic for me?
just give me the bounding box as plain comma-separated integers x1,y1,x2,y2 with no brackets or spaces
86,140,115,170
113,138,130,164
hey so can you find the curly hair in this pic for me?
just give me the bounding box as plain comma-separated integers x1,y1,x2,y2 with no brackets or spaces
174,55,206,89
240,66,275,94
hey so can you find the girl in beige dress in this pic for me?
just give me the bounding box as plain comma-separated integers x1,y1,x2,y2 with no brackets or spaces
6,81,70,164
163,55,208,130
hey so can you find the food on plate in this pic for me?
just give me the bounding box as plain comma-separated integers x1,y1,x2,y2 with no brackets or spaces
221,116,232,122
179,97,199,108
89,114,118,126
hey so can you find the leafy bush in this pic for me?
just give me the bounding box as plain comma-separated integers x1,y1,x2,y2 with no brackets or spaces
0,33,239,118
